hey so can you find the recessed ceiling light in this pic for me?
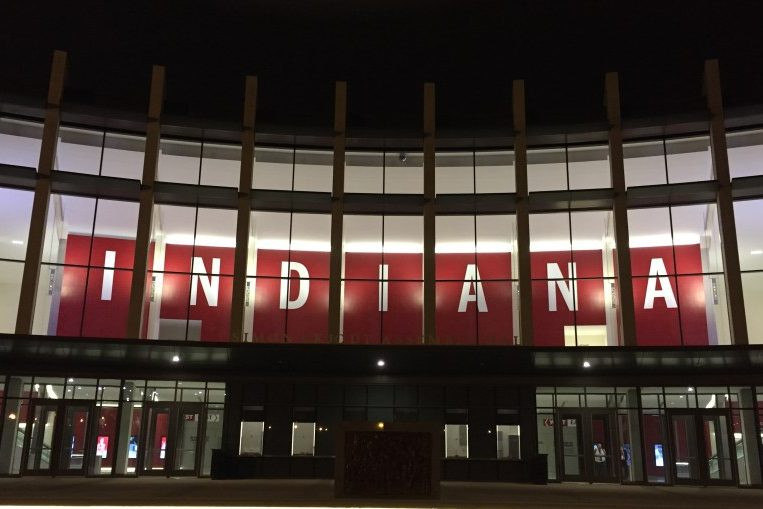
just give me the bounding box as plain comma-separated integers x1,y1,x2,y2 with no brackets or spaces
752,250,763,255
582,361,591,368
11,240,23,245
687,387,694,392
376,359,385,367
171,355,180,363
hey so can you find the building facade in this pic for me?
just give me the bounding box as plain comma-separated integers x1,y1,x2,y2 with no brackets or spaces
0,51,763,486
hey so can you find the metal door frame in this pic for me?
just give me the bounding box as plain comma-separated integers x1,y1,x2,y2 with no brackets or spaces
666,408,737,486
21,399,95,476
555,408,619,483
137,401,205,477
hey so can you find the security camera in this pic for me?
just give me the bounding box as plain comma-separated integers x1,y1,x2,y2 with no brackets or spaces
399,152,407,163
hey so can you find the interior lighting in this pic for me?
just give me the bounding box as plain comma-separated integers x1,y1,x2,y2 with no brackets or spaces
8,413,16,420
687,387,694,392
751,250,763,255
171,355,180,363
582,361,591,368
376,422,385,429
11,240,23,245
376,359,385,367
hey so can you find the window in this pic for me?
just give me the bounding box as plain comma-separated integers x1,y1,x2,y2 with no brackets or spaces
55,126,146,180
239,421,264,456
342,215,423,344
248,211,331,343
435,215,517,344
444,424,469,458
33,195,139,338
0,187,33,332
733,199,763,344
291,422,315,456
628,204,729,346
144,204,236,341
530,210,619,346
728,129,763,179
624,136,713,188
528,144,610,192
496,425,521,460
0,117,43,169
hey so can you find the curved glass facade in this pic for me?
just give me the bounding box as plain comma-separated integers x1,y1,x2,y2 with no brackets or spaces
2,114,763,346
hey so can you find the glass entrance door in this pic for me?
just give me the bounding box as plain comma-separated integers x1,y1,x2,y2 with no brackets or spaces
23,401,93,475
669,411,735,485
141,404,171,474
557,409,619,482
24,404,58,473
140,403,204,476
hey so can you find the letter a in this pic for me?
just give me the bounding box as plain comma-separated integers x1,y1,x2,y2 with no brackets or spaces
458,264,487,312
644,257,677,309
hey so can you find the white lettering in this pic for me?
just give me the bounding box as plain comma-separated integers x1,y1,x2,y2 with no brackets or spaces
458,264,487,312
100,250,116,301
644,257,677,309
279,261,309,309
547,262,578,312
190,257,220,307
378,264,389,312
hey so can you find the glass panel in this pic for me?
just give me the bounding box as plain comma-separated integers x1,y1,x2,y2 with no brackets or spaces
200,143,240,188
568,145,610,189
384,152,423,194
436,152,473,194
0,397,28,474
115,402,142,475
175,407,201,471
703,414,733,481
560,413,583,477
144,406,170,471
0,261,23,333
528,148,566,192
444,424,468,458
591,414,616,481
0,117,43,169
623,140,667,188
727,129,763,179
496,424,520,459
0,187,34,261
294,150,332,193
345,151,383,193
102,132,145,180
253,147,293,190
475,151,514,193
59,405,90,471
158,139,201,184
239,421,264,455
666,136,712,183
91,404,118,475
642,413,667,483
56,127,103,175
618,411,643,482
536,413,557,480
671,414,700,481
291,422,315,456
26,404,57,471
202,406,224,476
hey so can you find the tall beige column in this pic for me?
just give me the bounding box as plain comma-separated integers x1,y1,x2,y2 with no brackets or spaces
423,83,436,344
126,66,166,339
704,59,748,345
15,50,67,334
230,76,258,342
512,80,533,345
328,81,347,343
604,72,637,346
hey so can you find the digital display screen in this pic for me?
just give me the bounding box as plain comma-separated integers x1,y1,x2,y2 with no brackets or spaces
654,444,664,467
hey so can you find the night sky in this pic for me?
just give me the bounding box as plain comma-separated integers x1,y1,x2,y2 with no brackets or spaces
1,0,763,135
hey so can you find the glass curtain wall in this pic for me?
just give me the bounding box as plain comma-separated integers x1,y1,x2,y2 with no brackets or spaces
246,147,333,343
627,204,729,346
342,150,424,344
0,187,33,332
0,117,43,169
734,198,763,344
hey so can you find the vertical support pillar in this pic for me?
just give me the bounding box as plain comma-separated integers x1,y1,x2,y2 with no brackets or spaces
230,76,258,342
126,65,165,339
423,83,436,344
604,72,637,347
512,80,533,346
328,81,347,343
704,59,748,345
15,50,67,334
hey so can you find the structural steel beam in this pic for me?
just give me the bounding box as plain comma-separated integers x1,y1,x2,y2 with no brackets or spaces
16,50,67,334
423,83,436,344
328,81,347,343
126,65,165,339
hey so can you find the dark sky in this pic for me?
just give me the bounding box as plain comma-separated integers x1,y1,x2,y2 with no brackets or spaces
2,0,763,135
